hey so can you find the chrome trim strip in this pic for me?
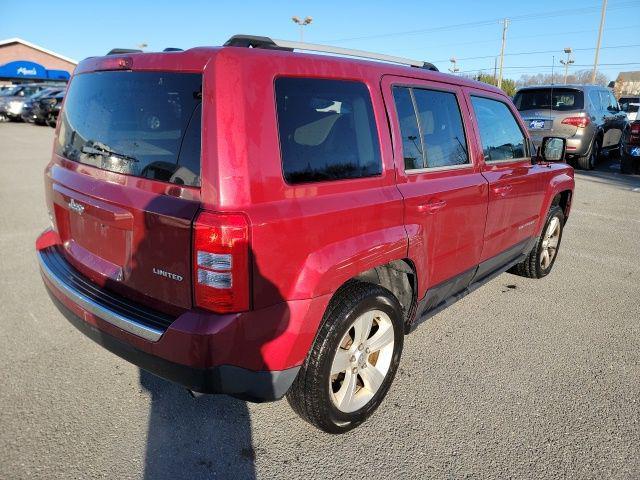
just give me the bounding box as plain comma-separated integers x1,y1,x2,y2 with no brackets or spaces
405,163,473,174
485,156,530,164
38,250,163,342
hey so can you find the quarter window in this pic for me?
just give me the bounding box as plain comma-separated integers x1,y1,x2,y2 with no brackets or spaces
471,96,526,162
393,86,468,170
275,78,382,184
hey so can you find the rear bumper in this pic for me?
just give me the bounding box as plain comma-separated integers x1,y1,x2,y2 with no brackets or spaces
529,129,593,158
47,291,299,401
37,231,330,401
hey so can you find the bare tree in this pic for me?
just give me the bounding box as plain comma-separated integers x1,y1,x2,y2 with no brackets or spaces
516,69,609,87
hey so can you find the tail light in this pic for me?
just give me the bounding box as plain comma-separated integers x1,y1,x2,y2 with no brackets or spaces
630,122,640,145
561,116,590,128
193,211,250,313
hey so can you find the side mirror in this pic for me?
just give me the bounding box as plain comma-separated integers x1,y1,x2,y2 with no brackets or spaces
539,137,566,162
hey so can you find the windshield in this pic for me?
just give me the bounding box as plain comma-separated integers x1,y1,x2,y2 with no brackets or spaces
513,88,584,111
30,88,60,100
55,71,202,187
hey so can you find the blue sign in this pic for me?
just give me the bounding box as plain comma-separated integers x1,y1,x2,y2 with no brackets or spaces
0,60,70,81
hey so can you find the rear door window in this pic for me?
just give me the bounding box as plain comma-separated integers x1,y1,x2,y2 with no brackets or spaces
471,96,527,162
55,71,202,187
412,88,469,168
392,86,469,170
275,77,382,184
589,90,604,111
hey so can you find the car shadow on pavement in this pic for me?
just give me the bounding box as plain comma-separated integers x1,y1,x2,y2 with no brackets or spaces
575,158,640,189
139,370,257,480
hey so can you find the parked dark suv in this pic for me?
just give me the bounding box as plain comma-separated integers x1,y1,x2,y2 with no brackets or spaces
514,85,627,170
36,36,574,433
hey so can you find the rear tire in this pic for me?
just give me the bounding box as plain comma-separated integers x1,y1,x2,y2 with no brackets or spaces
577,137,600,170
621,153,635,175
287,281,404,434
510,205,565,279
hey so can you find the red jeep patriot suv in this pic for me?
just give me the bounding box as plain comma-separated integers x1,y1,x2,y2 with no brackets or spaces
36,35,574,433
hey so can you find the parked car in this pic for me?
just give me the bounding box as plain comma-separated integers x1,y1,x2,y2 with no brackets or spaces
0,83,63,122
619,95,640,117
621,120,640,174
36,36,574,433
32,91,65,127
621,101,639,122
21,87,64,123
513,84,627,170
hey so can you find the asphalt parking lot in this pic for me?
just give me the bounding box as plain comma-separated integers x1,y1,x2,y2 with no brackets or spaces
1,122,639,479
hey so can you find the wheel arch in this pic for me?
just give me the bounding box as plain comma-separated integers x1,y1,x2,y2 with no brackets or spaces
352,258,417,326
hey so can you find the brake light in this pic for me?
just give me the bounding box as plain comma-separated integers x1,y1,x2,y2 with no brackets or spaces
95,56,133,71
561,116,590,128
630,122,640,135
193,211,250,313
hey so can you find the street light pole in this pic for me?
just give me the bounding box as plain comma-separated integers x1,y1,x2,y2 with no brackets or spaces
449,57,459,75
292,16,313,42
591,0,608,84
497,18,509,89
560,47,574,84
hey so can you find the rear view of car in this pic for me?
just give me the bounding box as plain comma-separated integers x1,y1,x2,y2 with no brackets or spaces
514,85,626,170
22,88,64,123
622,102,639,122
621,120,640,174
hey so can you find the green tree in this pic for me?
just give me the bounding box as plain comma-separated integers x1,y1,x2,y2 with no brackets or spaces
473,73,517,97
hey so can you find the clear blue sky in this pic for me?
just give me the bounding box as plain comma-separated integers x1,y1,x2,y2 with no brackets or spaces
2,0,639,81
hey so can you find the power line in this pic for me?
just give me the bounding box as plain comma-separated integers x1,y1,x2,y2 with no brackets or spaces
319,1,639,43
432,43,640,63
458,61,640,73
401,24,640,53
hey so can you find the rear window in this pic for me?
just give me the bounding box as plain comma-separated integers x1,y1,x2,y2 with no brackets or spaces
513,88,584,111
275,77,382,184
55,71,202,187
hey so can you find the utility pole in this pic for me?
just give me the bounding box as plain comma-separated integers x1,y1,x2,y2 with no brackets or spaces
449,57,460,74
591,0,608,84
493,56,498,84
560,47,574,84
497,18,509,89
292,16,313,42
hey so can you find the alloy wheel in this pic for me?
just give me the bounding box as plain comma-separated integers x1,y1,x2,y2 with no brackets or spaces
329,309,395,413
540,216,561,269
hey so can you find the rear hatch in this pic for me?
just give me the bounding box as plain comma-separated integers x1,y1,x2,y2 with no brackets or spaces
514,87,585,145
48,66,203,315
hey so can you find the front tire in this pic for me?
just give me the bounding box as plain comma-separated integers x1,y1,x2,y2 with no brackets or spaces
510,205,565,279
287,281,404,434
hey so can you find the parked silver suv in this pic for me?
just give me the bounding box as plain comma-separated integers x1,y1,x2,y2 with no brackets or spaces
514,85,627,170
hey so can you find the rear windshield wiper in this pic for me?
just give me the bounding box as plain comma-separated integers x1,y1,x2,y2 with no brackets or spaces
81,143,138,163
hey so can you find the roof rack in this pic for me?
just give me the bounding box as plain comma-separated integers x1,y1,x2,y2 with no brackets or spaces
224,34,438,71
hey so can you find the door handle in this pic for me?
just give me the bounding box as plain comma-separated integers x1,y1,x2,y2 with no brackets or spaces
417,199,447,213
492,185,513,197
